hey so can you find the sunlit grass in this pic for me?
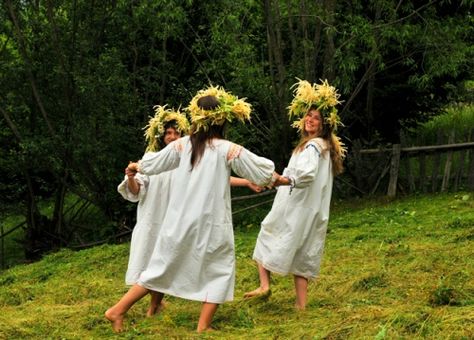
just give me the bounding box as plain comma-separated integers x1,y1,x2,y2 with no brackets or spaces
0,192,473,339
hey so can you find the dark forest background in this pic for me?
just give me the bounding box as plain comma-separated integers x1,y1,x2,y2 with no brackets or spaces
1,0,472,260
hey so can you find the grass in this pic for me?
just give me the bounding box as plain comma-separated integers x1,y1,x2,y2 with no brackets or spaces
0,192,473,339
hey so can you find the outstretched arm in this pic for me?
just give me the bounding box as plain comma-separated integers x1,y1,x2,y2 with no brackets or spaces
230,176,264,193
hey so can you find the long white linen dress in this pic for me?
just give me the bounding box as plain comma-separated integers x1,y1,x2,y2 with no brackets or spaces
136,136,274,303
253,138,333,279
117,169,174,285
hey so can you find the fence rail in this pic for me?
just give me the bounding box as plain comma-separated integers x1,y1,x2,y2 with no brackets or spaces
353,133,474,197
0,189,275,269
359,141,474,155
3,133,473,269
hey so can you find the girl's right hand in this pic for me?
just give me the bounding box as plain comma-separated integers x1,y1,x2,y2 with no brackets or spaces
125,162,139,177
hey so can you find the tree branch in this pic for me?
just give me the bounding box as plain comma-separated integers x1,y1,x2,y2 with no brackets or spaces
5,0,56,138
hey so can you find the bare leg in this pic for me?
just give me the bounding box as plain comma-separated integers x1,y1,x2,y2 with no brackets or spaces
243,263,271,298
294,275,308,310
105,284,149,332
197,302,219,332
146,291,165,317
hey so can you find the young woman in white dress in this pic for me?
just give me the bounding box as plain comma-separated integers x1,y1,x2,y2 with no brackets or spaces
244,80,346,310
106,86,275,332
117,107,189,317
119,107,263,318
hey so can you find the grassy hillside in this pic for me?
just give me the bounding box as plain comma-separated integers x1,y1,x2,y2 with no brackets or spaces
1,193,473,339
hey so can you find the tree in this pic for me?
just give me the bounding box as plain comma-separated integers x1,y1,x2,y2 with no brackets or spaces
0,0,172,258
1,0,472,261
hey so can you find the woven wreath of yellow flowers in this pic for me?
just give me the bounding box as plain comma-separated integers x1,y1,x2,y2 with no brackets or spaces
288,78,343,133
187,85,252,132
143,105,190,152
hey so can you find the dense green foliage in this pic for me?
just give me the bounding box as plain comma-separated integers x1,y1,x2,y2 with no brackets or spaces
1,0,473,257
408,103,474,143
0,193,473,338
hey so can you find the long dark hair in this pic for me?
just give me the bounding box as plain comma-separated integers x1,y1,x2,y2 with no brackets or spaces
189,95,225,169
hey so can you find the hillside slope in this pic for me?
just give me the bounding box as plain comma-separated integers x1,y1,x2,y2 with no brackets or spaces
1,193,473,339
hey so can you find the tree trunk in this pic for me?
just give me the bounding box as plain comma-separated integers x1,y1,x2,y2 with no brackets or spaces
322,0,336,81
263,0,291,168
6,0,56,138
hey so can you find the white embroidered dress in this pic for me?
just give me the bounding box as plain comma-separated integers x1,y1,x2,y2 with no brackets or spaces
137,136,274,303
117,168,174,285
253,138,333,279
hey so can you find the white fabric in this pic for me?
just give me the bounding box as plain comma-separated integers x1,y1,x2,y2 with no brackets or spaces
136,136,274,303
117,168,174,285
253,138,333,279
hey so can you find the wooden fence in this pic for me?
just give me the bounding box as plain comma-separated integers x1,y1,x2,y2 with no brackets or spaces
352,136,474,197
0,189,276,269
3,130,474,268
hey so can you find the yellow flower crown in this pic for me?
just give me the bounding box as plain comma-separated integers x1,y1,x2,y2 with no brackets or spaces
143,105,190,152
187,85,252,132
288,79,343,132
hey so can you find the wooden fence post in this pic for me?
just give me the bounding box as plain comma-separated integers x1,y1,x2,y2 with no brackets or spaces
468,129,474,190
401,131,415,193
454,148,466,191
431,129,444,192
387,144,401,198
441,130,455,192
417,134,426,192
468,155,474,190
454,130,470,191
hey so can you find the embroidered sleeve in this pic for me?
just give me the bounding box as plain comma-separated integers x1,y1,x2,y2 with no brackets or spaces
229,147,274,186
285,140,322,189
227,143,243,161
173,139,184,153
305,143,321,156
139,140,181,175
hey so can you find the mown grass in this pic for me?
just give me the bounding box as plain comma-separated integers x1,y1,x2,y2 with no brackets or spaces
0,192,473,339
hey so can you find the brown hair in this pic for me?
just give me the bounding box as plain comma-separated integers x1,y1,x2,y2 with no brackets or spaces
189,95,224,169
293,108,344,176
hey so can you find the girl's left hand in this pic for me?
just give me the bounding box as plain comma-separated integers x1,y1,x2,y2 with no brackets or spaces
247,182,265,193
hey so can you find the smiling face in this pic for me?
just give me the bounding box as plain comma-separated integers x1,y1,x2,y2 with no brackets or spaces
304,109,322,137
163,126,181,145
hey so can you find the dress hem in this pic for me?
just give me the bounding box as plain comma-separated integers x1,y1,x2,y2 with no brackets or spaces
253,257,317,280
136,280,233,304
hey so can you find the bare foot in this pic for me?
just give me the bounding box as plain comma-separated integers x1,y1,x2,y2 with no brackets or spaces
104,308,125,333
146,301,166,317
243,287,270,299
295,304,306,311
197,326,215,333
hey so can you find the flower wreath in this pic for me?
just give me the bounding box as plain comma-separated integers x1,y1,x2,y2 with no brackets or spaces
288,78,343,132
187,85,252,132
288,79,347,159
143,105,190,152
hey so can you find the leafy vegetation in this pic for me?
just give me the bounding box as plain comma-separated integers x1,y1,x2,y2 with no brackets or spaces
1,1,473,259
0,193,472,339
407,104,474,144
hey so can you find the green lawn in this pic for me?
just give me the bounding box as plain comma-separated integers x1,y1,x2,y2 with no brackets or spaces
0,192,473,339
